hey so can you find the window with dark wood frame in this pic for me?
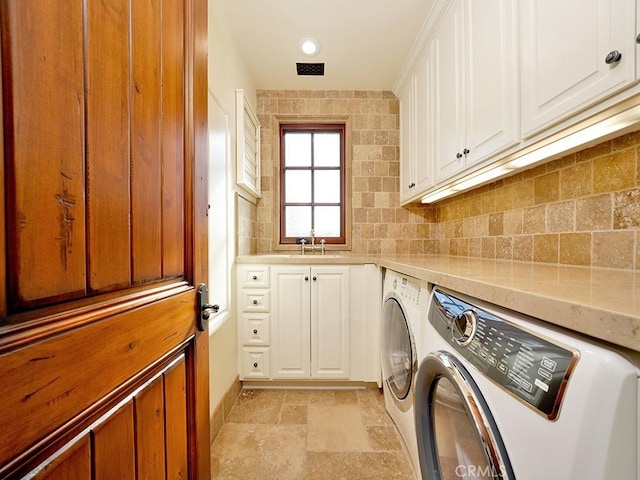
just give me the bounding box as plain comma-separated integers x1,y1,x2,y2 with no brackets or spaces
279,124,346,244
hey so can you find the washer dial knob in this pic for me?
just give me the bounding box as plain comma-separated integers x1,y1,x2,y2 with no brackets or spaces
452,309,478,346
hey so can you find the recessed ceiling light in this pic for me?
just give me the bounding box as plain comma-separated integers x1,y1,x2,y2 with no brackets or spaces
299,37,320,57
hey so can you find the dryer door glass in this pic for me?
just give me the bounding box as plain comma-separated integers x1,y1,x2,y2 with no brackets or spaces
382,298,414,400
414,352,514,480
432,377,492,479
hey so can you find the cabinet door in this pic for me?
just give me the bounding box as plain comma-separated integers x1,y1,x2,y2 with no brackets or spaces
521,0,637,137
465,0,519,166
414,51,434,194
271,266,311,379
399,50,433,205
432,0,466,182
399,74,417,202
310,267,350,379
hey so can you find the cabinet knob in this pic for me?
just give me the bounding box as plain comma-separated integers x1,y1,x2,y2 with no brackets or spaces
605,50,622,64
305,276,309,281
636,33,640,44
408,182,416,189
312,276,317,281
252,299,258,305
252,275,258,280
456,152,463,159
463,148,470,155
253,362,258,368
253,329,258,334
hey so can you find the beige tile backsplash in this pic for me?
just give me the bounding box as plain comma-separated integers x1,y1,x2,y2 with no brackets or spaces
435,129,640,269
239,89,640,270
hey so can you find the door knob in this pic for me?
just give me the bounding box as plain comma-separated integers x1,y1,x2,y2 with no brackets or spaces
197,284,219,331
202,304,219,320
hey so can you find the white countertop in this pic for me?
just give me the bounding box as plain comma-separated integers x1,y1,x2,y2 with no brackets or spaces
236,254,640,352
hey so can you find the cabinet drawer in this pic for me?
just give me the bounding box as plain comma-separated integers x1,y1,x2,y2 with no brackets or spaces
238,265,270,288
240,289,270,312
241,313,270,346
241,348,270,379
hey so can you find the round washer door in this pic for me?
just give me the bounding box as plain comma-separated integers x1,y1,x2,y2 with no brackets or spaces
415,351,514,480
381,296,416,410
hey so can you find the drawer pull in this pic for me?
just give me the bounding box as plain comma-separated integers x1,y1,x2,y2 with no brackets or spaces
252,275,258,280
253,362,258,368
252,299,258,305
605,50,622,65
253,329,258,334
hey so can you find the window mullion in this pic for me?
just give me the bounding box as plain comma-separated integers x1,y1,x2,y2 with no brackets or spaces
310,132,315,232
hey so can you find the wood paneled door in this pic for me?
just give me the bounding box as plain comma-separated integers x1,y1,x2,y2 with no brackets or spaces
0,0,210,477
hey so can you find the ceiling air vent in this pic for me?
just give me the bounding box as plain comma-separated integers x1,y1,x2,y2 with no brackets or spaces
296,62,324,76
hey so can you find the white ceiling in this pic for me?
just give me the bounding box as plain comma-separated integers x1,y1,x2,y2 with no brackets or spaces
213,0,436,91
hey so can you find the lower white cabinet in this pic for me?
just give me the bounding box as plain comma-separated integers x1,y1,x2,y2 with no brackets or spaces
237,263,381,382
271,265,350,379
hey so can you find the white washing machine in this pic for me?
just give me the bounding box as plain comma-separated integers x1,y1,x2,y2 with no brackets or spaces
381,269,428,479
415,286,640,480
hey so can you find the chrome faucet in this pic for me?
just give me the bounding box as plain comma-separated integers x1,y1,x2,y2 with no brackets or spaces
300,229,326,255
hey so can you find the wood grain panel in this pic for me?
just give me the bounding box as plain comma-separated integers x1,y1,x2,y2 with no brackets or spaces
33,435,91,480
190,0,212,474
86,0,131,293
0,289,194,468
0,36,6,319
161,0,186,278
164,357,188,479
134,376,166,480
92,402,135,480
131,0,163,283
2,0,86,307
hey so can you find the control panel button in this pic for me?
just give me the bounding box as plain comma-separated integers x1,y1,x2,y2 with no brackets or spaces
537,368,553,381
541,357,557,371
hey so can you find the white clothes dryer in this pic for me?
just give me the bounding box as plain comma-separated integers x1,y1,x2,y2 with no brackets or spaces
415,286,640,480
381,269,428,479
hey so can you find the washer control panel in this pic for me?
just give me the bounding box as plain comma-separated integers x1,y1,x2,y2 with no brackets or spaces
390,272,422,308
430,288,579,420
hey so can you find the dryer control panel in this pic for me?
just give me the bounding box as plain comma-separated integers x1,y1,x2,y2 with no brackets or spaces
430,288,579,420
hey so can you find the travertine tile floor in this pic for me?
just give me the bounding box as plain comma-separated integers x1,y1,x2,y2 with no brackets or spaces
210,387,416,479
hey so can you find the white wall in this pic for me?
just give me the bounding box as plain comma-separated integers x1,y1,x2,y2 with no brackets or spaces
208,3,257,415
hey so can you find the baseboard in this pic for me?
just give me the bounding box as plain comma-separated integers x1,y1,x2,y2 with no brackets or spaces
209,375,242,444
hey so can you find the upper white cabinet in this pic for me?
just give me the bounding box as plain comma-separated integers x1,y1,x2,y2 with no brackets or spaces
465,0,520,164
433,0,519,183
396,0,640,204
520,0,637,137
399,52,434,203
235,89,261,198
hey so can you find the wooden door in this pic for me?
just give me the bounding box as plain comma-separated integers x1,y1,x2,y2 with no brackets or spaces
0,0,210,478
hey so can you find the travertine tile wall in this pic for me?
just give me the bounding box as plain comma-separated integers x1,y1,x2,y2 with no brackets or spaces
237,89,640,270
434,129,640,270
237,195,257,255
254,90,435,255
